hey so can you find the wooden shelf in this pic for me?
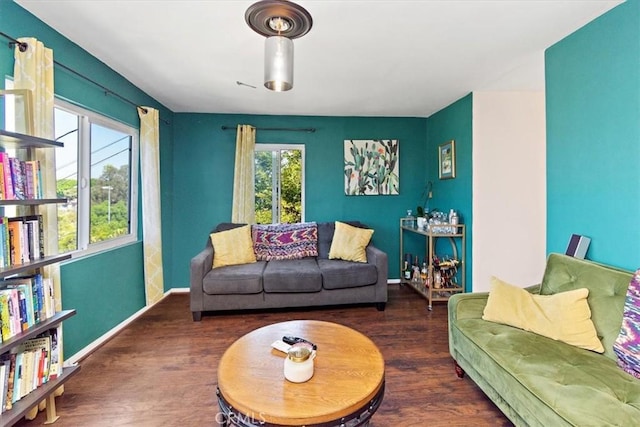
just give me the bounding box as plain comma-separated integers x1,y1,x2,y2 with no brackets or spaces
0,310,76,355
0,198,68,207
0,254,72,279
0,130,63,149
400,225,464,237
403,280,464,304
0,364,80,426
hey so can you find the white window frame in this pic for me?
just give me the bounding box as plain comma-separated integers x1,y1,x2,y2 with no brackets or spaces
255,144,305,223
55,98,139,257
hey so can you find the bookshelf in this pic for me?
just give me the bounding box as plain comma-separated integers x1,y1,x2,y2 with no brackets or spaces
0,121,79,424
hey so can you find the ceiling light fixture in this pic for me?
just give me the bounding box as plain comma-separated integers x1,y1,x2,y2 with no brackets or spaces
245,0,313,92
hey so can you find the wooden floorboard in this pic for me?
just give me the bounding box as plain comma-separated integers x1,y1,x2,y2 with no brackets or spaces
15,284,512,427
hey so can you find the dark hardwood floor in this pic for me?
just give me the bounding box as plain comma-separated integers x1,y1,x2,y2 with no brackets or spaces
15,284,512,427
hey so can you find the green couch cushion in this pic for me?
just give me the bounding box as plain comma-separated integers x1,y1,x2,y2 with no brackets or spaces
456,317,640,426
540,254,632,361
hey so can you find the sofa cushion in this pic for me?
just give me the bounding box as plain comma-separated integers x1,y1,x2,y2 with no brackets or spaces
455,316,640,426
210,225,256,268
263,258,322,293
614,269,640,379
203,261,266,295
482,276,603,353
329,221,374,263
317,259,378,290
252,222,318,261
317,221,366,259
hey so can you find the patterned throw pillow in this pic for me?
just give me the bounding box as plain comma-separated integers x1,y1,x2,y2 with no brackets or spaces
252,222,318,261
613,269,640,379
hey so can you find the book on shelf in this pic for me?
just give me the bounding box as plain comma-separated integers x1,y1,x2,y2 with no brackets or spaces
1,358,9,412
3,353,16,410
0,153,42,201
0,215,44,268
9,158,25,201
0,331,55,411
0,153,14,201
0,274,52,341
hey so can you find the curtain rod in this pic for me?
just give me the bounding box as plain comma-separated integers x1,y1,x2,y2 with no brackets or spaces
221,126,316,133
1,32,170,125
0,31,28,52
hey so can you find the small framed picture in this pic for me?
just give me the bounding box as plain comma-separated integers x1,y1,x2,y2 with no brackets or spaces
438,140,456,180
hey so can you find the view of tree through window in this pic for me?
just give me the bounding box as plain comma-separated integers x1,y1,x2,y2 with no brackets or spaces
255,146,303,224
55,103,137,254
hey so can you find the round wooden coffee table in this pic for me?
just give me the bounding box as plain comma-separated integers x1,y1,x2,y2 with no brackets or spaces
216,320,385,427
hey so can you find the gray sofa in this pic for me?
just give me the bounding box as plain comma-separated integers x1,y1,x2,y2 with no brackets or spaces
190,221,388,321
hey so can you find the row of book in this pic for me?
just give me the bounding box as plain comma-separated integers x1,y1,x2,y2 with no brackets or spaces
0,274,56,343
0,328,59,413
0,152,43,201
0,215,45,268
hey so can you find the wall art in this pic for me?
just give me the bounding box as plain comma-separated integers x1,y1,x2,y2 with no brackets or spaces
344,139,399,195
438,140,456,180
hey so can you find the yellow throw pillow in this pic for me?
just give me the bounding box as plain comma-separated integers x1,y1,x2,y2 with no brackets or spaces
482,276,604,353
209,225,256,268
328,221,374,263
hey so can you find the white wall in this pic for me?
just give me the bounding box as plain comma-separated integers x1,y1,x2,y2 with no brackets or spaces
472,91,547,291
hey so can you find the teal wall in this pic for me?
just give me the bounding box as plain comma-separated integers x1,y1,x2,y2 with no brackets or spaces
61,243,145,356
426,94,473,290
0,0,174,356
172,114,427,283
546,0,640,270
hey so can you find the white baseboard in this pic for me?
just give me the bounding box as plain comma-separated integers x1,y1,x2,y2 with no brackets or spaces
66,288,187,364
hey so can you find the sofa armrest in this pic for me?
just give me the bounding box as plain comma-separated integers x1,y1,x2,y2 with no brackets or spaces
190,246,214,320
448,292,489,323
367,245,389,303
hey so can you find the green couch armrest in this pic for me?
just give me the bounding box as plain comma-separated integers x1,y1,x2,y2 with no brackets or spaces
448,292,489,322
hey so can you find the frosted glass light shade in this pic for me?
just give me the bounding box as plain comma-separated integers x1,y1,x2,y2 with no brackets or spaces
264,36,294,91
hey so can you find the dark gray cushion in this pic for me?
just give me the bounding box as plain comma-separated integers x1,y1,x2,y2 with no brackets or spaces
317,259,378,290
263,257,322,293
316,221,367,259
203,261,266,295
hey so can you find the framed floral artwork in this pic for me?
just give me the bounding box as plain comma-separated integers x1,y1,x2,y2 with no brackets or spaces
438,140,456,180
344,139,399,195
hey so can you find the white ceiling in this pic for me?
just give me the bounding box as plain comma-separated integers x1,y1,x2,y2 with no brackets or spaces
15,0,621,118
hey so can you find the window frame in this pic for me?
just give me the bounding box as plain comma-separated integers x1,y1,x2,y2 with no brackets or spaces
54,98,139,258
254,143,305,223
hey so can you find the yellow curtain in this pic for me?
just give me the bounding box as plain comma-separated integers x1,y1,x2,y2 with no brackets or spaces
13,37,59,304
231,124,256,223
13,36,57,419
138,107,164,305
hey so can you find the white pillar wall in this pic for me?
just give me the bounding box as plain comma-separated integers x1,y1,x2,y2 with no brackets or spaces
472,91,547,291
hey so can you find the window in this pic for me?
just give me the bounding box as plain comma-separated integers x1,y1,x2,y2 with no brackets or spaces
254,144,304,224
55,100,139,255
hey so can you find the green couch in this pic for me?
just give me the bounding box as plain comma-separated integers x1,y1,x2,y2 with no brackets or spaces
448,253,640,426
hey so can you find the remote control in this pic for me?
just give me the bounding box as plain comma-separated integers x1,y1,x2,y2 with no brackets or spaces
271,339,292,354
282,336,317,350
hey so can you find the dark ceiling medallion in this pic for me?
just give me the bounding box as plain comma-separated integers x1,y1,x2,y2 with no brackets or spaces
245,0,313,39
